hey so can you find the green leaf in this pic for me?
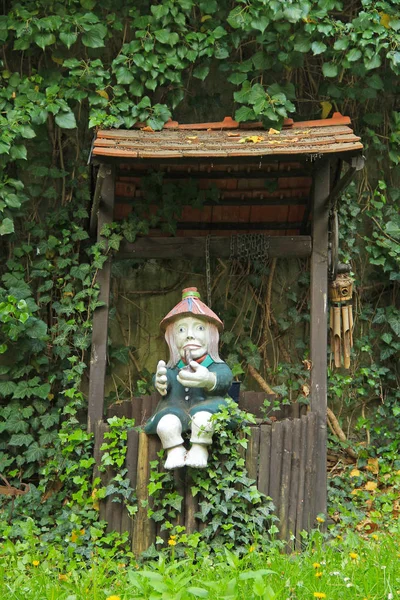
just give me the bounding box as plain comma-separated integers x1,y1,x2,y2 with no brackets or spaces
0,218,15,236
35,33,56,49
26,442,48,463
283,6,302,23
9,433,34,447
33,383,51,399
228,72,247,85
55,111,77,129
334,38,349,51
25,318,48,340
251,17,269,34
311,41,327,55
187,588,209,598
82,24,107,48
0,381,17,396
364,54,382,70
388,316,400,338
234,106,255,122
347,48,362,62
10,145,27,160
59,31,78,49
294,37,311,53
193,65,210,80
20,126,36,139
0,141,10,154
115,66,134,85
322,62,338,78
129,81,144,97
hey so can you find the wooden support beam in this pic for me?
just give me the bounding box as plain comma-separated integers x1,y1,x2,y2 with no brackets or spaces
88,164,115,434
116,235,311,260
310,159,330,519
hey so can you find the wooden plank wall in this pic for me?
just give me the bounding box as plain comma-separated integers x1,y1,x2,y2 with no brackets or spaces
96,392,318,554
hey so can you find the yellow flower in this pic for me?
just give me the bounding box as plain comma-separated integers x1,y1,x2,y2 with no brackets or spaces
315,572,323,578
106,596,121,600
170,535,177,540
313,593,326,599
249,545,255,553
58,574,68,581
316,516,325,523
313,562,321,569
168,539,177,546
32,560,40,567
336,535,343,541
372,534,379,540
349,552,359,560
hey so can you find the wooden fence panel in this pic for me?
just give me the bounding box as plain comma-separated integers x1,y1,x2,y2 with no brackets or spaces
99,394,322,553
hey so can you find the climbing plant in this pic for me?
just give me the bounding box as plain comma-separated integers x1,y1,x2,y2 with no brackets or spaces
0,0,399,541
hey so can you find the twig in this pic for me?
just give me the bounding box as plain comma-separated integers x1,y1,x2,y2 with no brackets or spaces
327,407,357,459
247,364,275,395
115,309,141,372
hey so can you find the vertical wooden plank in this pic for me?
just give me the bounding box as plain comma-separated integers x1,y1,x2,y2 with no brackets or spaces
88,164,115,434
130,396,143,428
278,420,293,542
107,401,131,420
131,432,151,556
258,424,272,497
295,415,308,550
185,470,199,535
287,418,301,545
310,159,330,519
268,421,284,518
147,434,160,547
120,428,139,536
302,413,317,532
245,426,260,481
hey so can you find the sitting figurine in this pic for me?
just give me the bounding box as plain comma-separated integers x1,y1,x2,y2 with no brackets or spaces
144,287,233,469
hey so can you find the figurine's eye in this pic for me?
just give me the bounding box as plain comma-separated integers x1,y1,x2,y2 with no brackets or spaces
178,326,185,333
197,325,205,331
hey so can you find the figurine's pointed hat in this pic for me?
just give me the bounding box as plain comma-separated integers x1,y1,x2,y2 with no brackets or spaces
160,287,223,331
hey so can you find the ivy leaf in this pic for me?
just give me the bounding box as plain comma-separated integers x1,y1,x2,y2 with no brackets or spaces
9,433,34,447
0,141,10,154
129,81,144,97
115,67,134,85
0,218,14,235
55,111,77,129
294,37,311,53
0,381,17,396
322,62,338,78
25,317,48,340
347,48,362,62
334,38,349,51
59,31,78,49
364,54,382,70
33,383,51,399
35,33,56,49
10,145,27,160
388,315,400,337
283,6,302,23
193,65,209,80
251,17,269,34
26,442,48,463
82,24,107,48
235,106,255,122
20,126,36,139
228,73,247,85
311,41,327,55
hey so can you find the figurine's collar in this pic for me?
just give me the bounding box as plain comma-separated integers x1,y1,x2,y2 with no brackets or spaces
177,354,213,369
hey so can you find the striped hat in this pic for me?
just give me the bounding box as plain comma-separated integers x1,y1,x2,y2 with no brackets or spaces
160,288,223,331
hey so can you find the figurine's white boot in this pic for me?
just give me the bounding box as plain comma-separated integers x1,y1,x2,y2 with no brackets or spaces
157,414,186,469
186,411,214,468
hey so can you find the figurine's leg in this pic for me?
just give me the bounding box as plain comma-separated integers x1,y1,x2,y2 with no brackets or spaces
185,411,214,468
156,414,186,469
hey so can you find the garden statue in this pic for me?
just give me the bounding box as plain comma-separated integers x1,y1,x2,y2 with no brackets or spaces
144,287,233,469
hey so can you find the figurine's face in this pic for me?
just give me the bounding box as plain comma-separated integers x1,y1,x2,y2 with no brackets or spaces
174,316,208,360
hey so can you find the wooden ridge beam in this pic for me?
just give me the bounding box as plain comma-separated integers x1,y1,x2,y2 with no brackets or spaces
116,235,312,260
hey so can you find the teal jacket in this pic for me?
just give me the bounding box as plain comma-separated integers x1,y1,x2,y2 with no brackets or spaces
144,355,233,435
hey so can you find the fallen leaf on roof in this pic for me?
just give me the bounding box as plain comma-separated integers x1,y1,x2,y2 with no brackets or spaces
186,136,198,140
227,132,240,137
321,101,333,120
239,135,264,144
141,126,154,132
268,128,280,135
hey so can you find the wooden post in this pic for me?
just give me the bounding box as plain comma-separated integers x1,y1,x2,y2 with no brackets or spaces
88,164,115,434
310,159,330,519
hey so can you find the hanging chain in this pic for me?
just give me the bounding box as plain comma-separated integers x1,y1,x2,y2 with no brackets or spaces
205,235,212,307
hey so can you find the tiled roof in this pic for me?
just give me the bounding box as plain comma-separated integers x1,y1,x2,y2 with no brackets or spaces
92,113,363,160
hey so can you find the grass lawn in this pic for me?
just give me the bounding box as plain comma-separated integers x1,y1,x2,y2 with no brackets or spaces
1,526,400,599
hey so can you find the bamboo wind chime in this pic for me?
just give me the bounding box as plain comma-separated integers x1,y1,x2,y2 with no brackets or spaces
329,274,354,369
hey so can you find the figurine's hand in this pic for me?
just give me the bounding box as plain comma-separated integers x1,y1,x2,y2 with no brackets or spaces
155,360,168,396
177,361,216,391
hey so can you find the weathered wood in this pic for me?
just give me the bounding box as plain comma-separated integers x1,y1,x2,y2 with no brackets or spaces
116,235,312,260
131,432,152,556
130,396,144,428
278,420,293,541
258,424,272,498
185,471,199,535
302,413,317,532
245,426,261,481
90,163,108,235
88,164,115,434
287,418,301,544
120,428,139,535
268,422,284,517
310,158,330,519
295,415,308,549
107,402,132,419
173,469,186,528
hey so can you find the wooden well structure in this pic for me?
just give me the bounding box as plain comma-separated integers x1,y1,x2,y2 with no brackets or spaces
88,114,363,551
